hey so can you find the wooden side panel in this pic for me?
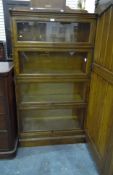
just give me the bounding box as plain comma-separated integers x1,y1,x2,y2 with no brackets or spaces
94,6,113,69
94,6,113,67
104,8,113,70
102,115,113,175
94,13,104,64
86,6,113,174
86,73,113,159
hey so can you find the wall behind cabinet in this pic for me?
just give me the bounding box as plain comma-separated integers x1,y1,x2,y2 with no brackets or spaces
2,0,30,57
2,0,96,57
0,0,6,41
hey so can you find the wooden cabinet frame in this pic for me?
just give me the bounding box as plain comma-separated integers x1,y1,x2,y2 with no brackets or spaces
11,9,96,147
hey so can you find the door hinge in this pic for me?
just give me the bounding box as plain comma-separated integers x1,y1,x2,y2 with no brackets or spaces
91,63,94,72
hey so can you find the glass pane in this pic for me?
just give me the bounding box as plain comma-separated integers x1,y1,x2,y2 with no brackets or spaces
20,108,83,132
19,51,87,74
18,82,85,103
17,21,90,43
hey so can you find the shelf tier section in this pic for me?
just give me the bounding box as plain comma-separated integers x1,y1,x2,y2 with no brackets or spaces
14,48,93,76
17,105,86,146
15,73,89,146
11,11,96,47
16,81,88,104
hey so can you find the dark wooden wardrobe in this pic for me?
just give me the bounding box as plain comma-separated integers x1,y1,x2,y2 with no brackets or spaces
0,62,17,158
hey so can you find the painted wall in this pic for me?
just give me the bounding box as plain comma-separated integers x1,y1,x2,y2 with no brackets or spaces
10,0,96,13
0,0,6,41
66,0,95,13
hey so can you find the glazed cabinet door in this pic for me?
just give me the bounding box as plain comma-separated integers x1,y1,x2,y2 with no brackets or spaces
14,48,93,76
16,81,87,104
11,13,96,47
19,107,85,133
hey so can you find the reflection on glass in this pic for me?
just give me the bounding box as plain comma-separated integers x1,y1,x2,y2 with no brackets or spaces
17,21,90,43
19,51,87,74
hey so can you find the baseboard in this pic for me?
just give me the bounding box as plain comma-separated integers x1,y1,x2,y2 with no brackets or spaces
0,138,18,159
19,134,86,147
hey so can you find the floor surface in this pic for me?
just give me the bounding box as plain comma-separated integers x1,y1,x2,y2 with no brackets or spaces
0,144,99,175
